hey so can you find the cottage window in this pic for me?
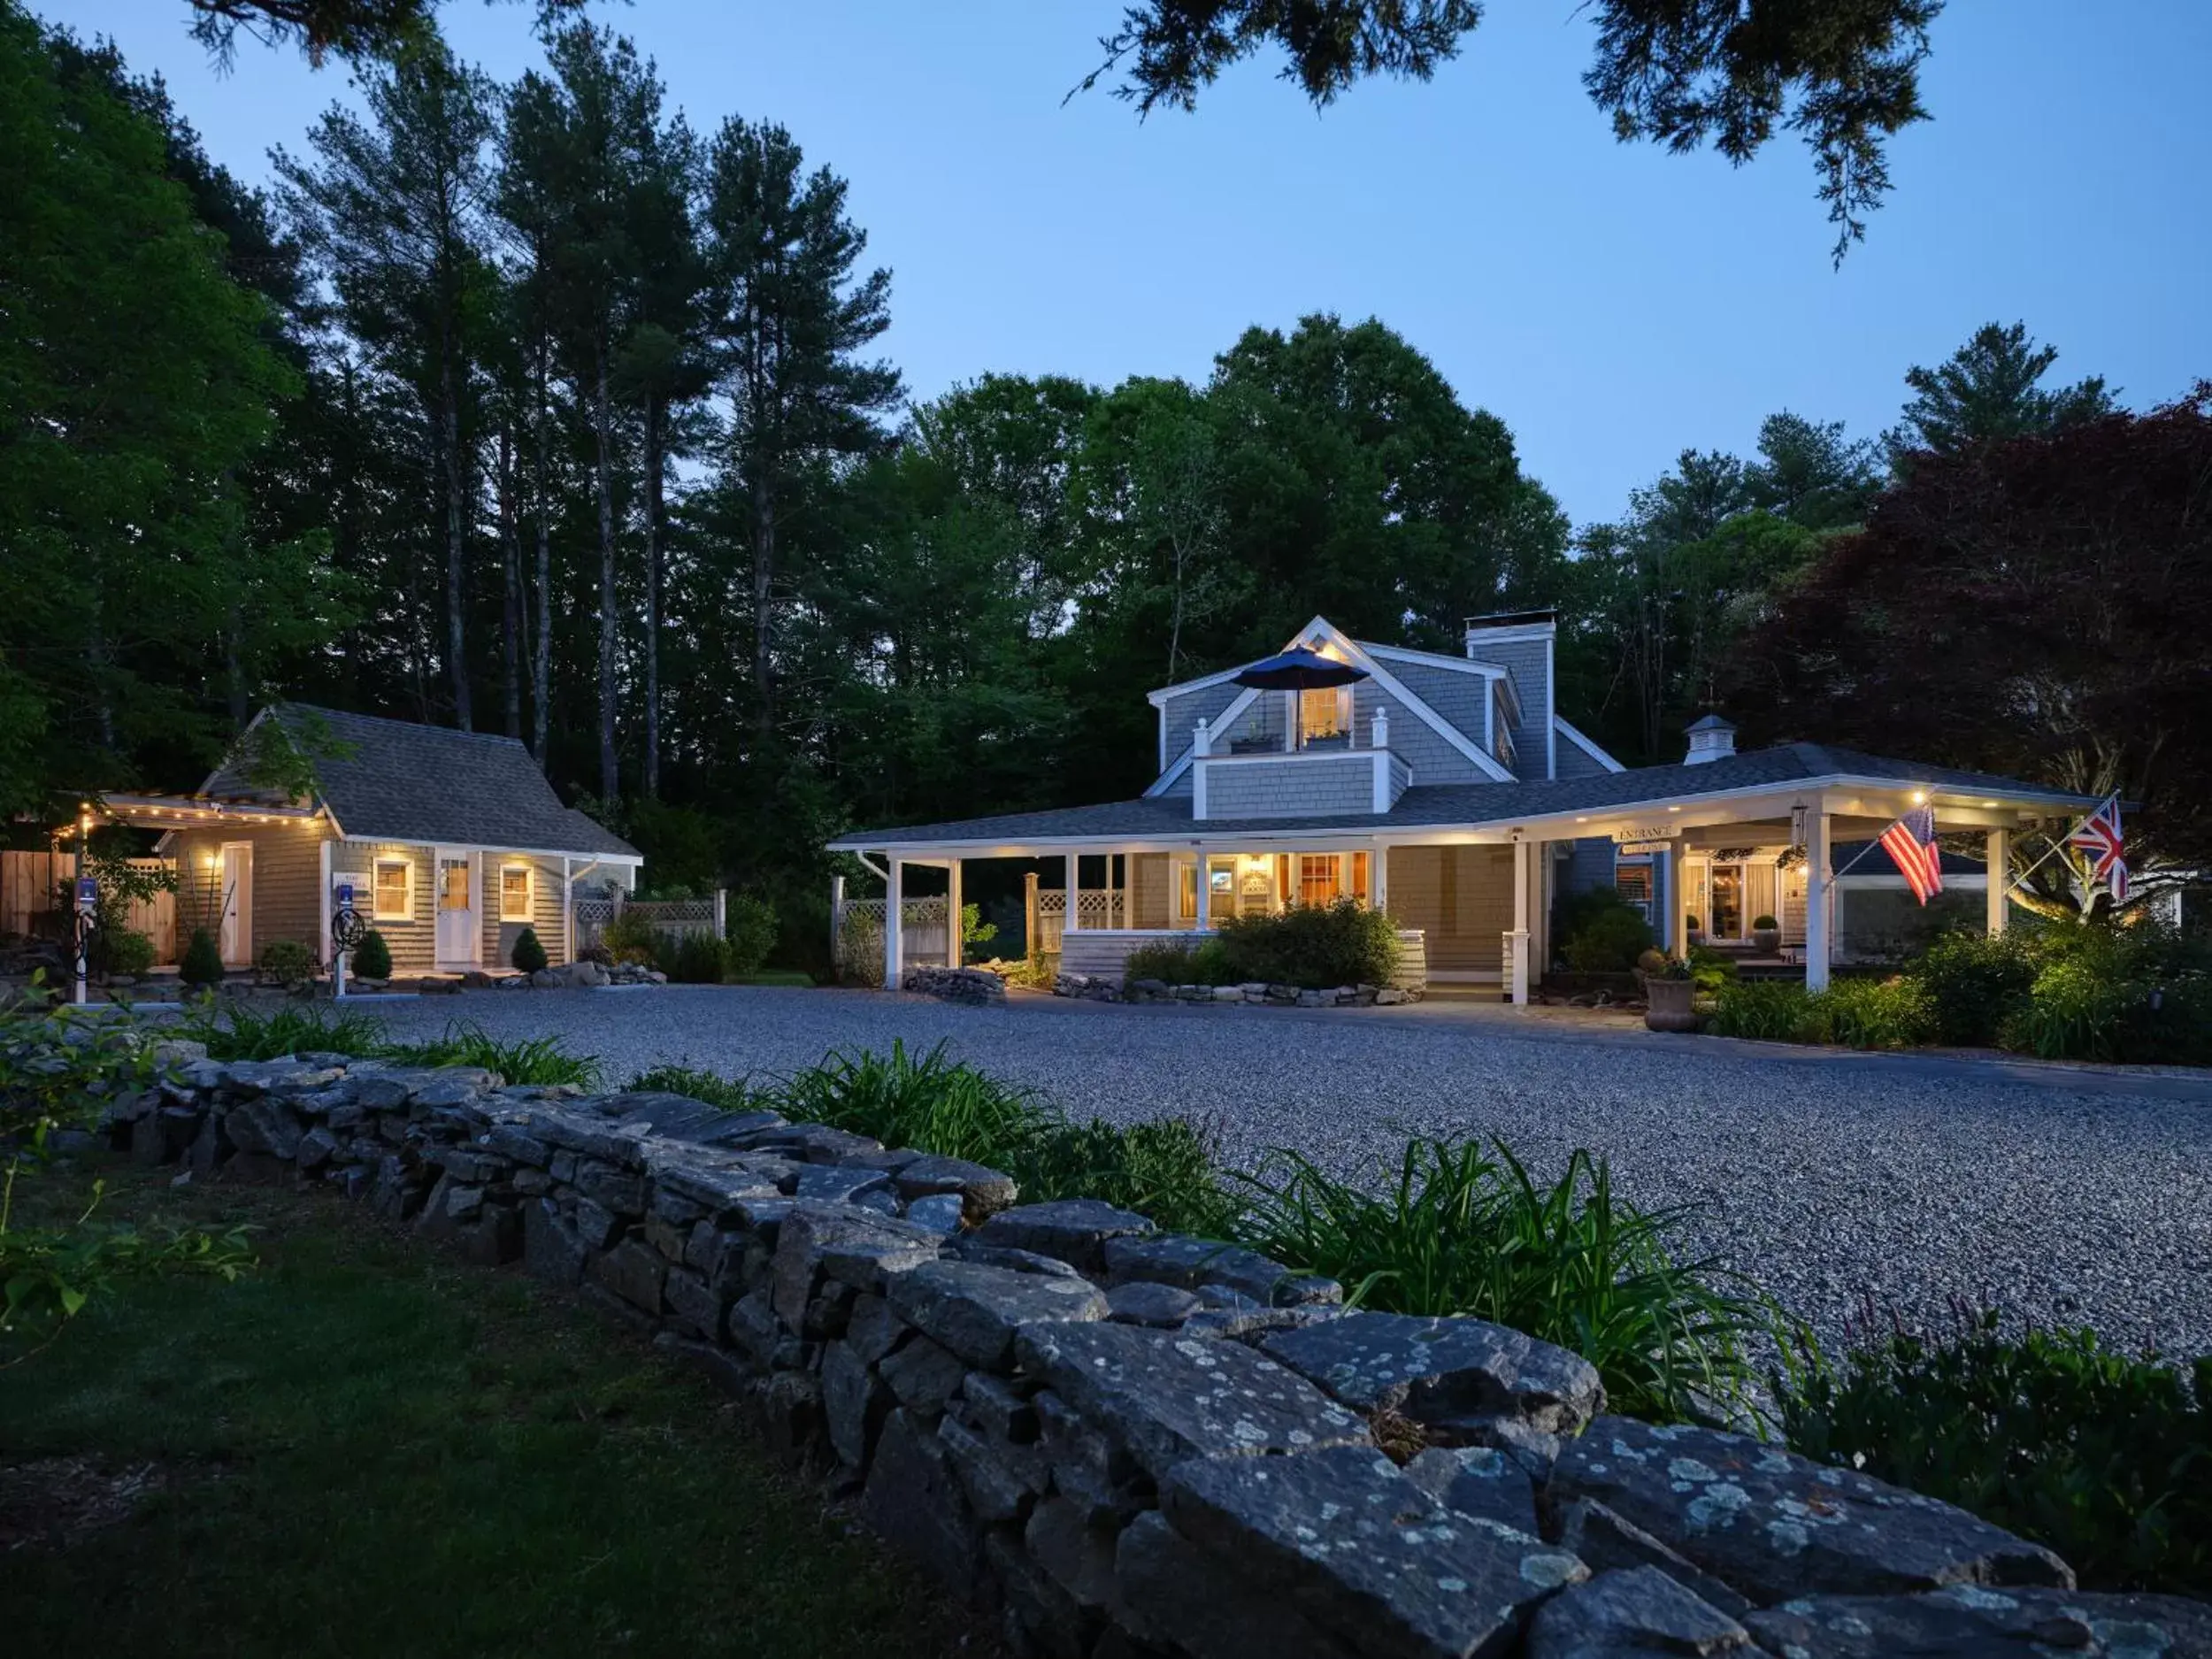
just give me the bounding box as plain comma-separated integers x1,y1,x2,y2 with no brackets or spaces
373,857,412,921
500,863,532,923
1177,859,1197,923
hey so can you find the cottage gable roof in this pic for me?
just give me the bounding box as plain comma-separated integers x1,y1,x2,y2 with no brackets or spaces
200,705,640,859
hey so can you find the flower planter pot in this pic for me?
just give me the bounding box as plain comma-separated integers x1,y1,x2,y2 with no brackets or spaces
1644,978,1698,1033
1753,927,1781,954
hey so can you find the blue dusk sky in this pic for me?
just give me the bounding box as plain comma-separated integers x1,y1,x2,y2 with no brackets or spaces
57,0,2212,526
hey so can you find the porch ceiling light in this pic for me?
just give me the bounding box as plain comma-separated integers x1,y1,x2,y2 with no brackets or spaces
1667,805,1681,812
1909,789,1928,804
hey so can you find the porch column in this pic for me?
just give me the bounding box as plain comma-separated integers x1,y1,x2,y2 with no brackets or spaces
1371,844,1390,915
1194,850,1211,932
1064,853,1080,934
1804,809,1833,991
1509,838,1532,1006
1667,838,1688,956
884,856,906,989
1985,828,2010,936
945,856,964,969
318,836,333,972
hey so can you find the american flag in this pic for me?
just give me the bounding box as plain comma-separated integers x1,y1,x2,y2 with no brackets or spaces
1878,803,1945,905
2068,794,2129,904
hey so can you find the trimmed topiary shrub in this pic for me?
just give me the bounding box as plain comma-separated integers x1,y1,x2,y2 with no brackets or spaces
510,925,549,974
724,894,777,976
351,928,392,981
179,926,225,987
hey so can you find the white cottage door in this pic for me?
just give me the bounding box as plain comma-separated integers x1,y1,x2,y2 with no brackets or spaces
218,841,253,965
434,851,478,966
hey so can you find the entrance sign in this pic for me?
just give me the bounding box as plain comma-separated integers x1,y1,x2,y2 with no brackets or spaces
1611,825,1674,848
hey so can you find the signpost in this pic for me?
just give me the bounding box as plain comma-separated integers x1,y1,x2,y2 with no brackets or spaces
73,874,96,1006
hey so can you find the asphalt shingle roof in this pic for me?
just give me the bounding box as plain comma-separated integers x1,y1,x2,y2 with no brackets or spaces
202,705,639,858
828,742,2098,849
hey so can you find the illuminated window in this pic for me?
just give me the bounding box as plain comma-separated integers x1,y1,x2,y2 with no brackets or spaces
1616,866,1652,905
1177,860,1197,922
1298,854,1342,906
1349,850,1372,905
500,863,532,923
373,857,412,921
438,857,471,912
1298,686,1351,747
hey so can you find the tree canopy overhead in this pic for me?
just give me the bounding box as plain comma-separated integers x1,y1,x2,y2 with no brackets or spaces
1085,0,1943,257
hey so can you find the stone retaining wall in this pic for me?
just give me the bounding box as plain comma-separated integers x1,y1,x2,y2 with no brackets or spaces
90,1046,2212,1659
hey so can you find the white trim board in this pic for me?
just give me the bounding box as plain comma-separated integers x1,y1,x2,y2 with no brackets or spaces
1146,686,1262,797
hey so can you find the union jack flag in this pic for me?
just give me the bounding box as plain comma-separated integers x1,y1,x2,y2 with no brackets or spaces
1878,803,1945,905
2069,794,2129,905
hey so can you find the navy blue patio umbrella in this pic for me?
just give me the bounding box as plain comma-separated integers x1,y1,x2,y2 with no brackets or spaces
1231,645,1370,691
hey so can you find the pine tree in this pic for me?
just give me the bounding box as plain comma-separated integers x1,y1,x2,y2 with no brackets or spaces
702,119,901,740
1886,321,2117,467
277,35,495,730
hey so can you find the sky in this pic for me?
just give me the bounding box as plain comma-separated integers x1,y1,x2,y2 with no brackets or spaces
55,0,2212,526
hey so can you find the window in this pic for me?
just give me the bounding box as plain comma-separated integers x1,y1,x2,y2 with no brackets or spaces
1298,854,1342,907
500,863,532,923
438,857,471,913
1177,859,1197,923
1349,850,1372,905
1298,686,1350,747
373,857,412,921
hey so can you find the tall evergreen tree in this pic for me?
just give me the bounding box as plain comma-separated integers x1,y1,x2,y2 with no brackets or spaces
1885,321,2117,467
277,35,496,728
702,119,901,741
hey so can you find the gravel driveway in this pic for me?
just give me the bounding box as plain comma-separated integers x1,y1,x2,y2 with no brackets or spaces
361,985,2212,1357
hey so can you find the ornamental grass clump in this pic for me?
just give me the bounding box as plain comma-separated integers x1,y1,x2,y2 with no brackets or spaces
776,1040,1052,1169
1232,1136,1775,1424
1778,1300,2212,1595
1706,980,1819,1042
1121,937,1237,986
180,999,390,1062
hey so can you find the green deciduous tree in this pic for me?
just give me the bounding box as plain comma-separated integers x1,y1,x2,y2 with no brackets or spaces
0,2,309,810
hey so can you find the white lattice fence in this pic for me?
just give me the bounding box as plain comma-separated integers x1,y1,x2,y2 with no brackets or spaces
1029,889,1125,953
830,896,951,985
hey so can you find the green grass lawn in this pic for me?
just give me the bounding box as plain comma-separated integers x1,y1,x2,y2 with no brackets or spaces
0,1164,984,1658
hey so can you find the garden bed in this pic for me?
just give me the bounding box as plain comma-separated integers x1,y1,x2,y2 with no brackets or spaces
1055,972,1417,1007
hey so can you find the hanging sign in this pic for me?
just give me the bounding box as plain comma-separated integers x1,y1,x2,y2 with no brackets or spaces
74,876,98,908
1612,826,1674,854
334,880,356,910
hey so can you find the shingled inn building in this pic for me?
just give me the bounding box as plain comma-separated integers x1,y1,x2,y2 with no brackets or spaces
828,612,2102,1002
89,706,641,978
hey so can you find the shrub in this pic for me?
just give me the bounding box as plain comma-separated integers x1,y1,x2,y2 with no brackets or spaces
1122,938,1236,986
96,928,157,978
1778,1302,2212,1594
1708,980,1819,1042
1916,930,2038,1046
1554,889,1656,972
510,925,549,974
1751,913,1778,932
179,927,225,987
724,894,778,976
257,940,315,985
834,906,884,987
1998,922,2212,1065
1819,975,1936,1048
664,929,731,985
351,928,392,981
600,910,661,966
1234,1137,1776,1423
1686,945,1737,994
1214,899,1401,989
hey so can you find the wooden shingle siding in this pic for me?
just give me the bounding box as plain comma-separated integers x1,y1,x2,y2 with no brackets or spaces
480,853,568,968
1471,637,1554,779
1386,845,1513,972
1159,681,1248,771
333,841,439,975
1130,853,1171,928
169,822,332,964
1204,755,1373,818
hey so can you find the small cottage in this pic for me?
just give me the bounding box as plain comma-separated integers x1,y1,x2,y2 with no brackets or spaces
99,706,641,975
